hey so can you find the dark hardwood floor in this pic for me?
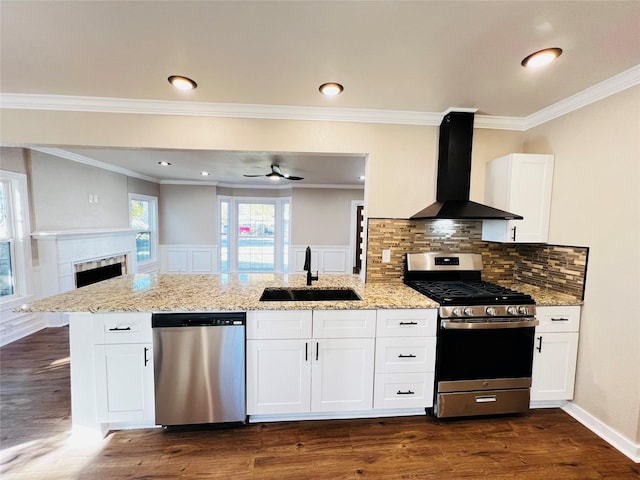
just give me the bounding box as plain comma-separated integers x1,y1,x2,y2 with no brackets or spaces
1,327,638,479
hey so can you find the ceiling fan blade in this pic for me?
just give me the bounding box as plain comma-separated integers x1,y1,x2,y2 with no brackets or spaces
243,174,266,177
285,175,304,181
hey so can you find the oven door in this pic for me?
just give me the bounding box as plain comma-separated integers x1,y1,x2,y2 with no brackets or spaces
435,319,536,417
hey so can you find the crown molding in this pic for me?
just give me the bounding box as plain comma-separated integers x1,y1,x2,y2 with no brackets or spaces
1,65,637,131
523,64,640,130
0,93,443,126
31,147,160,183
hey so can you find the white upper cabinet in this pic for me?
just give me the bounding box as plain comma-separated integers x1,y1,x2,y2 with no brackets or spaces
482,153,554,243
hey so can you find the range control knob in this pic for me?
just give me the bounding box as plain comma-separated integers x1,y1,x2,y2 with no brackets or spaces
485,307,497,316
464,307,474,316
518,306,529,315
452,308,463,317
507,306,518,315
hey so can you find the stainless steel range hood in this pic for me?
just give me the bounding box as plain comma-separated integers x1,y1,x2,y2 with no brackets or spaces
411,111,523,220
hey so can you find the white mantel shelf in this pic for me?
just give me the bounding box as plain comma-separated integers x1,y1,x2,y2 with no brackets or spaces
32,228,140,240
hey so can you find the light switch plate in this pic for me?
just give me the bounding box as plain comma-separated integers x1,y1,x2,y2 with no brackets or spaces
382,249,391,262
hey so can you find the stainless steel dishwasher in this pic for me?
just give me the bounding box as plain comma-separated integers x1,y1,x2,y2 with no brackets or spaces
151,312,246,426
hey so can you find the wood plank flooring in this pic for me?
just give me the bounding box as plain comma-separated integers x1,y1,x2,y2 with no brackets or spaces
1,327,638,479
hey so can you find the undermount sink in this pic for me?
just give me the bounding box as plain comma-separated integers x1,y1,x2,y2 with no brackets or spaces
259,287,362,302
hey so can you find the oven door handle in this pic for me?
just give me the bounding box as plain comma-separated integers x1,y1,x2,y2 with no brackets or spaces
441,319,539,329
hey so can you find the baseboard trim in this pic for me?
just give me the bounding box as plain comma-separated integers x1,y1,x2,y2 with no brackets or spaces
562,402,640,463
248,408,426,423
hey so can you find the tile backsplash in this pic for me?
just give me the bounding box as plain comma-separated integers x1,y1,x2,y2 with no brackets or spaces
366,218,588,299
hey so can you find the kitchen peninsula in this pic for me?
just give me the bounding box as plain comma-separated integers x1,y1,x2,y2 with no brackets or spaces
20,273,581,439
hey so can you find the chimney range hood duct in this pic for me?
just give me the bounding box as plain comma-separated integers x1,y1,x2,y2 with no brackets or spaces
411,111,523,220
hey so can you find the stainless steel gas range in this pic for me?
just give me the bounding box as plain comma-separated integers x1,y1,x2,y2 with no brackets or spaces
404,252,538,418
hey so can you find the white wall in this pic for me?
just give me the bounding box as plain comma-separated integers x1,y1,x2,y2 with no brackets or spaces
524,85,640,446
30,150,129,231
158,184,217,245
291,188,363,245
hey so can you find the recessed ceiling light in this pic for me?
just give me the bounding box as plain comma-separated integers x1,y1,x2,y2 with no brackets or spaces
168,75,197,90
200,171,210,176
158,161,171,166
319,82,344,96
359,175,365,181
521,48,563,68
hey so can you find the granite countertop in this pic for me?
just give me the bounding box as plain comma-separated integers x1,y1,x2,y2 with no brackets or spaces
506,283,583,307
19,273,439,313
18,273,582,314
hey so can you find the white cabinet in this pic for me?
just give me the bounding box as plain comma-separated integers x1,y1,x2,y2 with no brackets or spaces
246,339,311,414
68,312,154,436
311,337,375,412
373,309,437,409
92,313,155,424
531,306,581,403
94,343,154,423
482,153,554,243
246,310,376,416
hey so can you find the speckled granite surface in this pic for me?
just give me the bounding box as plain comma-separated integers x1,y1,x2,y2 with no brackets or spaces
18,273,581,314
18,273,440,313
504,283,582,307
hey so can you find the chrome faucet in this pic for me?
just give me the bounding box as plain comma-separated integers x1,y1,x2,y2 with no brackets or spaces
303,246,319,286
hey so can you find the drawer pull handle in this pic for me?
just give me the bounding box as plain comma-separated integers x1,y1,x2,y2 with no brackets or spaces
144,347,149,366
109,326,131,331
551,317,569,322
399,321,418,326
536,336,543,353
475,395,497,403
398,354,417,358
397,390,415,395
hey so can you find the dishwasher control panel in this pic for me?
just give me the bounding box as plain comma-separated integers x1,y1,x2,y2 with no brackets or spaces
152,312,246,328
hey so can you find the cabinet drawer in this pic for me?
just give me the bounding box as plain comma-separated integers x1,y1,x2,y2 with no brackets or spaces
93,313,152,344
312,310,376,338
374,373,434,409
375,337,436,374
536,306,581,332
376,309,437,337
247,310,312,339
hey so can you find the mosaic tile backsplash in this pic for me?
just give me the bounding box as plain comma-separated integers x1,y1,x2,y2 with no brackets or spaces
366,218,588,299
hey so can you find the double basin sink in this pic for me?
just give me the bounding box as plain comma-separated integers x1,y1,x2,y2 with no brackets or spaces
260,287,361,302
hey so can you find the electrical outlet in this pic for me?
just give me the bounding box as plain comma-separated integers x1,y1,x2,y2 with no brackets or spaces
94,194,98,203
382,249,391,263
88,194,94,203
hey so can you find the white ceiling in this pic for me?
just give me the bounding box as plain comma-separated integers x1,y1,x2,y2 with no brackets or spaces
2,1,639,185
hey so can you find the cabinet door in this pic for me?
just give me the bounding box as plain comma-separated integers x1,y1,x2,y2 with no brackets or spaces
94,344,154,423
246,339,311,415
531,332,579,402
311,338,375,412
483,154,554,243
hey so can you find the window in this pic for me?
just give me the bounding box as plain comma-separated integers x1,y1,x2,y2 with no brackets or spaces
129,194,158,265
0,171,32,303
218,196,290,273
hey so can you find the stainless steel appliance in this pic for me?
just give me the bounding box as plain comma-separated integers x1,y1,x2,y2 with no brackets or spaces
152,312,246,426
405,252,538,418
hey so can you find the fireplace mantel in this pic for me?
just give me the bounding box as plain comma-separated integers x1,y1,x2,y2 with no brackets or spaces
34,229,139,323
32,228,140,240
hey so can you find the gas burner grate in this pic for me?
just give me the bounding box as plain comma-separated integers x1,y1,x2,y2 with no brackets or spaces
406,280,534,306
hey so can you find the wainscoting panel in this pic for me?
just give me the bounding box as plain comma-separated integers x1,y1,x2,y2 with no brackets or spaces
291,245,351,275
160,245,218,274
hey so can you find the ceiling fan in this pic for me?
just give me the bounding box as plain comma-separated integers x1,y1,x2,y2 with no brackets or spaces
243,164,304,181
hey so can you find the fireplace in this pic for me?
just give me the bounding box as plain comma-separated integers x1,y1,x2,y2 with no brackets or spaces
32,229,139,326
74,254,128,288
